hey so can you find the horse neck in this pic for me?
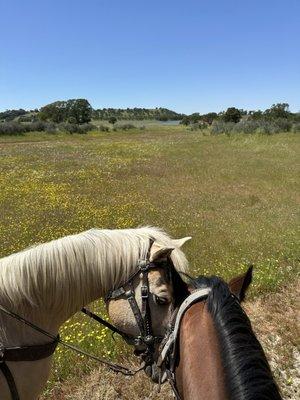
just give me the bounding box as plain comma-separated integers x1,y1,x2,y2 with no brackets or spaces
0,233,127,345
175,302,228,400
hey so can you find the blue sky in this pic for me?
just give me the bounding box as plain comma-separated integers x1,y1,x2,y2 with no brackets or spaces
1,0,299,114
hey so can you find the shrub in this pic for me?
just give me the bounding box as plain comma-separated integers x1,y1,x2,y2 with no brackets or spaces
292,123,300,133
45,122,57,134
189,123,207,131
0,122,28,135
97,124,110,132
211,121,236,135
180,116,191,125
211,119,293,135
78,123,96,134
232,120,259,134
59,122,95,134
114,123,137,131
28,121,48,132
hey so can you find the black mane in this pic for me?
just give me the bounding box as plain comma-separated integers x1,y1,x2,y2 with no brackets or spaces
190,275,282,400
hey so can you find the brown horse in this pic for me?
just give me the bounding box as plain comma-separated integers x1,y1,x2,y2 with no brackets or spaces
173,267,282,400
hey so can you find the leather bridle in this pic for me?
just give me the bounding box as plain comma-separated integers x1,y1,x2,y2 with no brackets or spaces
105,258,165,348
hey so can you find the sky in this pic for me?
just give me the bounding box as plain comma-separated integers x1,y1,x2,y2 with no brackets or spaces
1,0,300,114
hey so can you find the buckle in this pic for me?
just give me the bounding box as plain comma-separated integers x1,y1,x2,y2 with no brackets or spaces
141,285,148,299
138,259,149,271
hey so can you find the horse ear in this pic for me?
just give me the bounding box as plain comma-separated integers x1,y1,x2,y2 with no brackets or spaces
228,266,253,302
173,236,192,248
149,242,174,262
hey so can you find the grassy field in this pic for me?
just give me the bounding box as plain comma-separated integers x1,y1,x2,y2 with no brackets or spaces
0,127,299,398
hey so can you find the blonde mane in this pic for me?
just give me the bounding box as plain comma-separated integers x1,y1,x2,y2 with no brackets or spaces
0,227,188,318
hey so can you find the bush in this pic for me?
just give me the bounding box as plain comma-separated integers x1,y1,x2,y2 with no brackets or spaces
45,122,57,134
97,124,110,132
211,119,293,135
0,122,25,135
0,121,98,136
211,121,236,135
292,123,300,133
79,123,96,134
28,121,48,132
59,122,95,134
189,123,207,131
113,123,137,131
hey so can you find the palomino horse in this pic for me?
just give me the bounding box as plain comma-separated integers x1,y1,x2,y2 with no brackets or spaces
0,227,191,400
173,267,282,400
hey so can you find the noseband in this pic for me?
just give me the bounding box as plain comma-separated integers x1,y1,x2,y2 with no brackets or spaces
105,257,165,348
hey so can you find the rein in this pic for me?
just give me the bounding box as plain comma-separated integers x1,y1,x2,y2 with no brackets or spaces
0,304,144,400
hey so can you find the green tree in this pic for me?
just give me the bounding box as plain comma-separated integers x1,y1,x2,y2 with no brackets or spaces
223,107,242,123
200,112,218,125
264,103,290,120
66,99,92,124
39,101,67,123
180,116,191,125
39,99,92,124
249,110,263,120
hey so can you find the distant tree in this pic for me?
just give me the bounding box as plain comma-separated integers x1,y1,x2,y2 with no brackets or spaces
0,109,27,121
39,101,67,123
181,116,191,125
249,110,263,120
264,103,290,119
66,99,92,124
222,107,242,123
39,99,92,124
200,112,218,125
189,113,200,123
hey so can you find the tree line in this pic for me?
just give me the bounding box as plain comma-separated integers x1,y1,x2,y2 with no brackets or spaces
181,103,300,125
92,107,183,121
1,100,299,127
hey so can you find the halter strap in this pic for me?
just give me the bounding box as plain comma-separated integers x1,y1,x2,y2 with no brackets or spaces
157,287,211,369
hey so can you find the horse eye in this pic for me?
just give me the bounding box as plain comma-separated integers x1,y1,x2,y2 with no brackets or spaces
154,295,170,305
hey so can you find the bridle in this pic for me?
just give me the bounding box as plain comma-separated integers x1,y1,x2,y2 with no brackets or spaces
105,252,165,348
0,239,176,400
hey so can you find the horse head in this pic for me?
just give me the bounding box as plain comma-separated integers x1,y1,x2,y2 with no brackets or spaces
106,236,191,380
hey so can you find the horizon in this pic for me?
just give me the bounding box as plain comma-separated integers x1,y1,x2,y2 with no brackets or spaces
1,0,300,114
